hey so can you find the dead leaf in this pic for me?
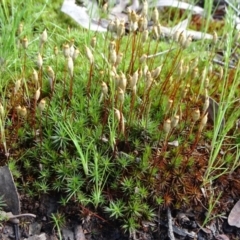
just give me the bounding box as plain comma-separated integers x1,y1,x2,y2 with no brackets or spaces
228,199,240,228
61,0,212,40
61,0,107,32
215,234,230,240
158,19,213,40
111,0,139,13
200,95,225,131
0,166,20,215
148,0,205,15
208,96,225,131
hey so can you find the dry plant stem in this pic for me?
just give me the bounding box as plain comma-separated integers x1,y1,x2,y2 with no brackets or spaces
191,128,202,151
140,77,155,119
128,32,137,74
122,33,132,71
146,34,152,56
169,78,183,101
131,32,142,67
140,94,149,120
45,73,57,125
157,129,164,148
162,133,169,153
161,41,179,66
118,114,123,135
40,43,46,56
80,205,108,223
39,114,43,144
149,40,160,68
144,101,152,130
45,81,56,127
118,105,125,137
174,125,195,157
157,48,182,105
22,50,27,77
169,127,177,139
188,122,196,140
10,96,17,125
211,75,221,96
113,138,119,159
69,74,74,104
61,61,68,109
87,62,94,100
53,57,58,93
14,117,21,144
100,99,109,137
116,37,121,54
33,99,37,138
45,100,51,127
167,207,175,240
138,32,145,57
39,67,43,90
21,50,27,98
103,31,109,59
158,206,161,238
128,93,136,126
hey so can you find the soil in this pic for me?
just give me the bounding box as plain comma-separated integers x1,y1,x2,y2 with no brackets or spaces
1,192,240,240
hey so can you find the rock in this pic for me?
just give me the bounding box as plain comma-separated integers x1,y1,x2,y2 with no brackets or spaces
25,233,47,240
74,225,86,240
48,235,58,240
29,222,42,236
228,199,240,228
1,224,14,238
62,227,74,240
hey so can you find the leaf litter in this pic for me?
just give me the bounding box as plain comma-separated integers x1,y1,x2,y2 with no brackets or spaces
61,0,213,39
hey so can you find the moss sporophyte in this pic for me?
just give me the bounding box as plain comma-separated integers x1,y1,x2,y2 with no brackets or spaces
0,0,240,235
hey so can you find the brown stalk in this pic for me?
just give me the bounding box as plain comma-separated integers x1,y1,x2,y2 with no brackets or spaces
69,74,74,104
87,62,94,100
38,67,43,91
122,32,132,72
148,38,160,69
128,31,137,74
156,48,183,107
62,60,68,108
130,32,142,70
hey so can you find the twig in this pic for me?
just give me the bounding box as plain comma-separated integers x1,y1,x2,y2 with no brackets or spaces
13,223,20,240
167,207,175,240
0,211,36,220
212,57,236,69
158,205,161,238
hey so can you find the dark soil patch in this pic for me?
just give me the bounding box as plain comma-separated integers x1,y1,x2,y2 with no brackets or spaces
0,193,235,240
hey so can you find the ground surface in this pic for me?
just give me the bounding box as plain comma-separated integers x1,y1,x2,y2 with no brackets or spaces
0,191,240,239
